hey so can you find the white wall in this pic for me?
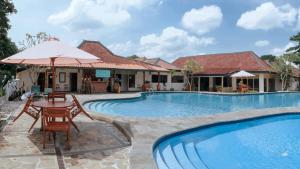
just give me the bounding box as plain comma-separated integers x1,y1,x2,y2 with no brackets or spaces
54,68,82,92
150,71,185,91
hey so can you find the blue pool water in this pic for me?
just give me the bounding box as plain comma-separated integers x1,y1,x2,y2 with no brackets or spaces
153,114,300,169
84,92,300,117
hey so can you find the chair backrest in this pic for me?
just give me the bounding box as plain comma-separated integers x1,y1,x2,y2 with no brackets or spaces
71,95,82,108
23,96,33,111
44,107,69,119
48,92,66,101
31,85,40,95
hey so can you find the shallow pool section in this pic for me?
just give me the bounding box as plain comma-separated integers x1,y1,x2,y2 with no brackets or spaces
84,92,300,117
153,114,300,169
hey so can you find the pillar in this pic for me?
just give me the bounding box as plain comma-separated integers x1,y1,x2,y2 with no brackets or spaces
198,77,200,91
259,74,264,93
266,78,269,92
232,77,237,91
221,77,224,88
209,77,213,91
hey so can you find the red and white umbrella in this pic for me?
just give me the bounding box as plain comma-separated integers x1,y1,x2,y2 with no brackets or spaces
1,39,102,92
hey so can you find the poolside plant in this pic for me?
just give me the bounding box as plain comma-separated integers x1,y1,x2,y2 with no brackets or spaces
183,60,203,91
272,55,293,91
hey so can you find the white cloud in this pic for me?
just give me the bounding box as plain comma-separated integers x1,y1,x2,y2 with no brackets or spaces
138,27,215,59
107,27,215,60
271,42,296,56
237,2,298,30
48,0,158,31
182,5,223,35
296,8,300,30
108,41,137,56
255,40,270,47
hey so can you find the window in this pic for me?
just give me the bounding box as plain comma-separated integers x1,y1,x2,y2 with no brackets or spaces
172,76,184,83
128,74,135,88
152,75,168,83
59,72,66,83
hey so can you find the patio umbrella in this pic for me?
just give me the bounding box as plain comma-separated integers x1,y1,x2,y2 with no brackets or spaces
1,39,102,92
231,70,255,90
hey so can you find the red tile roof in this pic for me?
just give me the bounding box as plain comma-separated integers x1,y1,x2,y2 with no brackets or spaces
136,57,181,70
78,40,168,72
172,51,273,75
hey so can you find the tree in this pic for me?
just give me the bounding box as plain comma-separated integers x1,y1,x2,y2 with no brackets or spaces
287,32,300,54
127,55,140,60
183,60,203,91
19,32,50,50
0,0,18,90
272,55,294,91
169,69,176,90
261,55,276,62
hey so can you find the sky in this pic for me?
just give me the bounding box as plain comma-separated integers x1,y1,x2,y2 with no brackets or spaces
8,0,300,62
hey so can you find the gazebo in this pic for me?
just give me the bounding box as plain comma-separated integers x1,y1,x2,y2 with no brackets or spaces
231,70,255,91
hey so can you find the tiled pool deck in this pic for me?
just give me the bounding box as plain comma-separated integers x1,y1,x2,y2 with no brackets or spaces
1,92,300,169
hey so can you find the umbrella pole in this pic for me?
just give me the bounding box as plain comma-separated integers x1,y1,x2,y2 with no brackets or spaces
51,58,55,93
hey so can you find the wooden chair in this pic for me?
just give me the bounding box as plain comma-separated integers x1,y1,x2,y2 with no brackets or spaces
42,107,71,149
70,95,93,120
13,96,41,132
48,92,66,101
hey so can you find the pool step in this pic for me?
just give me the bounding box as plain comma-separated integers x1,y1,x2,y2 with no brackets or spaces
155,140,209,169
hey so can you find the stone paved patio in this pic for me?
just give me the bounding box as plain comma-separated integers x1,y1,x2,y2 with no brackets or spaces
0,98,131,169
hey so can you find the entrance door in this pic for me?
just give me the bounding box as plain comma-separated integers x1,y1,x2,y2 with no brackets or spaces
200,77,209,91
37,73,45,92
70,73,78,92
48,73,53,88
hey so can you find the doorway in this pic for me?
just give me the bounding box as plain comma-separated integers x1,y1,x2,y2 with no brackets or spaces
37,73,45,92
70,73,78,92
47,73,53,88
200,77,209,91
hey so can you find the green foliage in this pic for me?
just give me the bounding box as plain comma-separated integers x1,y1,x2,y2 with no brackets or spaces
127,55,140,60
287,32,300,54
0,0,18,86
261,55,276,62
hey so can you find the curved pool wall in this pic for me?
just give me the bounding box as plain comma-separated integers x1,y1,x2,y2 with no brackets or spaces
153,113,300,169
84,92,300,117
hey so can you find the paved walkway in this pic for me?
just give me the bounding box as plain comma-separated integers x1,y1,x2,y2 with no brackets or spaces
0,99,131,169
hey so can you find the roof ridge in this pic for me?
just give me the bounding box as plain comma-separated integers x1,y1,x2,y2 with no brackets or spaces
178,51,255,59
78,40,115,56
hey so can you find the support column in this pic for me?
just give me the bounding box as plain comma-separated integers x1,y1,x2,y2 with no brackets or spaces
157,72,160,91
266,77,269,92
259,74,264,93
198,77,200,91
221,77,224,88
232,77,237,91
209,77,213,91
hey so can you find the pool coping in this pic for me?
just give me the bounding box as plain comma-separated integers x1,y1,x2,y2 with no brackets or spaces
76,92,300,169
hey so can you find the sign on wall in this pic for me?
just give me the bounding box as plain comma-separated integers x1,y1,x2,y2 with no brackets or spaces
96,69,111,78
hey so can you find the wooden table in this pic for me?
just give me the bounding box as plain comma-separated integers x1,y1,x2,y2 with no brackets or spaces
32,100,74,130
32,100,73,108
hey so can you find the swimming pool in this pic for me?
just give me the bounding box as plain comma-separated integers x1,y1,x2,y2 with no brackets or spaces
153,114,300,169
84,92,300,117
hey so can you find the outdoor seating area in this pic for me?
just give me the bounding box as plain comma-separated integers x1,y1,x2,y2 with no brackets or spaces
0,94,131,168
13,94,93,149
